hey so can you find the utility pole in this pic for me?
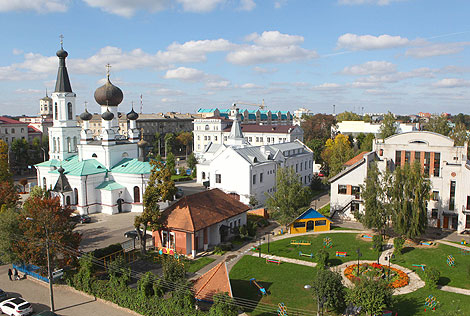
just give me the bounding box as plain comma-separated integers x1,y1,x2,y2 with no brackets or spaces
45,226,55,312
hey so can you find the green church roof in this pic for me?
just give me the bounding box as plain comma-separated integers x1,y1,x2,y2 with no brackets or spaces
95,180,125,191
110,158,151,174
47,155,107,176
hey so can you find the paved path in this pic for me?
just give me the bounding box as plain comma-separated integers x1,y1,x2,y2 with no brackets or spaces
250,253,317,267
435,239,470,251
0,265,137,316
439,285,470,295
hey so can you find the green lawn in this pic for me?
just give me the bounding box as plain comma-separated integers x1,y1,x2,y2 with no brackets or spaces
184,257,216,274
230,256,318,315
258,233,379,266
393,243,470,289
394,287,470,316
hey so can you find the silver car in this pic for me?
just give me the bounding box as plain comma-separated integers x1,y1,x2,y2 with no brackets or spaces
0,297,33,316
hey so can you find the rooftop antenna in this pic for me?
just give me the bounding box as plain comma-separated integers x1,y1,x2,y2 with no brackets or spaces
59,34,64,49
45,88,48,97
333,104,336,115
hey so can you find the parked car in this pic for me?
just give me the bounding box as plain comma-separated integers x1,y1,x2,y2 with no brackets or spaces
124,230,139,239
34,311,58,316
71,214,91,224
0,289,7,301
0,297,33,316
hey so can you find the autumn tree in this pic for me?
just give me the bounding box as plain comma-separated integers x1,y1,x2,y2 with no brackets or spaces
176,131,193,158
0,208,22,263
0,181,19,212
301,113,336,142
320,134,354,177
424,114,451,136
336,111,362,122
16,196,81,271
135,160,177,254
265,166,310,227
379,112,397,140
0,140,12,183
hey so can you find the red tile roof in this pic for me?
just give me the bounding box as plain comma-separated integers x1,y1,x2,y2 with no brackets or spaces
343,151,368,166
193,261,232,301
222,124,296,134
159,188,250,232
28,126,42,133
0,117,26,125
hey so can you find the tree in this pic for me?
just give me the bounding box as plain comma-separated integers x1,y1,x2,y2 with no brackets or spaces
320,134,354,177
166,152,176,175
301,114,336,142
10,138,29,171
164,133,175,157
248,195,258,209
359,163,390,236
305,138,325,164
154,132,162,156
187,153,197,177
0,208,22,263
19,178,28,193
449,122,469,146
310,174,323,191
424,115,451,136
346,277,393,316
16,196,81,271
359,133,375,152
372,234,383,263
390,162,431,239
316,249,329,269
0,140,12,183
265,166,310,227
29,185,48,199
379,112,397,140
135,160,176,254
209,292,238,316
162,255,186,283
336,111,361,122
311,269,345,313
176,132,193,158
0,181,19,211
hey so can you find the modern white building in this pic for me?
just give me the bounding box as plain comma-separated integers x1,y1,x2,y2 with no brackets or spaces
330,131,470,233
332,121,419,138
35,45,150,215
196,107,313,205
193,116,303,156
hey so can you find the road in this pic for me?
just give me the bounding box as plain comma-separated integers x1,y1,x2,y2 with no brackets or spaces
0,265,136,316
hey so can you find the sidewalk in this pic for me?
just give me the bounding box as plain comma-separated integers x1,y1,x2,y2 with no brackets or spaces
250,253,317,267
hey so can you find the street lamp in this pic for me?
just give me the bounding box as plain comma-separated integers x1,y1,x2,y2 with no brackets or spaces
356,248,362,276
386,252,395,282
26,217,55,312
266,232,274,253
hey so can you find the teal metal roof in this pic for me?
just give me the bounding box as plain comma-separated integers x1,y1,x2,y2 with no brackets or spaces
48,155,107,176
96,180,125,191
35,159,60,167
111,158,151,174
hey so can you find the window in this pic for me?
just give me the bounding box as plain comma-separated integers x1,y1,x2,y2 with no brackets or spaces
66,196,71,205
55,103,58,119
162,231,175,249
431,209,438,219
205,125,209,131
305,161,307,169
315,220,326,226
433,152,440,177
414,151,421,162
449,181,456,211
67,102,73,120
202,172,206,179
214,136,217,141
11,128,15,133
216,174,221,183
467,215,470,229
300,163,303,171
134,186,140,203
73,137,77,152
424,152,430,176
404,151,410,164
256,137,259,142
197,135,200,140
5,129,8,134
253,174,256,184
67,137,71,153
74,188,78,205
224,136,227,141
351,201,360,212
432,191,439,201
259,137,263,142
43,177,47,190
352,186,360,198
293,222,305,228
21,128,24,133
248,137,252,142
395,150,402,167
338,185,347,194
260,173,263,183
296,164,298,172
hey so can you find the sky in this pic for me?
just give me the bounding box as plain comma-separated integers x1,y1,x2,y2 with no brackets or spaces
0,0,469,116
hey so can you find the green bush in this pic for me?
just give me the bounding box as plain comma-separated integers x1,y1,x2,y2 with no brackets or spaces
92,243,123,259
424,267,440,289
317,249,329,269
372,235,383,253
393,237,405,256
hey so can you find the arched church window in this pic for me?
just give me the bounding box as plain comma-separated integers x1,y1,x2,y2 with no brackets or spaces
67,137,72,153
74,188,78,205
57,138,60,152
202,172,206,179
92,153,97,158
67,102,73,120
43,177,46,190
205,125,209,131
53,137,56,152
134,186,140,203
73,137,77,152
66,196,71,205
54,103,58,119
122,152,129,158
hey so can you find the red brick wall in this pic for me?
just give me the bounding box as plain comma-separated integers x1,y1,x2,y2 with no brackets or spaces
175,231,187,254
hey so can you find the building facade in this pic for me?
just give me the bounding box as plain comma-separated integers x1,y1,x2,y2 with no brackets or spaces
332,120,419,138
330,131,470,233
0,117,29,145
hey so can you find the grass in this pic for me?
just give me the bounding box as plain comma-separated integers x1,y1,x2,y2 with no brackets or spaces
230,255,318,315
393,243,470,289
330,225,360,231
318,203,330,216
184,257,216,274
258,233,379,266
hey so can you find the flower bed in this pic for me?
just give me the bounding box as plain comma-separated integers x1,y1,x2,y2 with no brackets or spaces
344,263,409,288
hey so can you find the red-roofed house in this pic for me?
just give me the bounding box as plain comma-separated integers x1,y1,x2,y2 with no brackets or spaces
343,151,368,167
193,261,232,302
153,188,250,257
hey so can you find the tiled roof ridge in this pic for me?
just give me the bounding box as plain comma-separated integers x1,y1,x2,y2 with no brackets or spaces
181,197,195,232
194,261,225,297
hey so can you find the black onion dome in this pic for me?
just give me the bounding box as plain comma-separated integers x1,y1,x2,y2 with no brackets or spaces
58,166,65,173
56,49,68,58
101,109,114,121
80,109,93,121
127,108,139,120
94,77,123,107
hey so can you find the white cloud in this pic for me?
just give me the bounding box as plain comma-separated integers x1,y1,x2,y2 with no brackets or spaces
15,88,42,94
205,80,231,88
154,88,185,96
240,83,261,89
12,49,24,55
312,83,342,90
351,67,435,88
163,67,205,81
239,0,255,10
0,0,68,13
82,0,169,17
253,66,278,74
176,0,224,12
432,78,470,88
338,0,403,5
337,33,410,51
161,98,175,103
341,61,396,75
405,42,470,58
227,31,317,65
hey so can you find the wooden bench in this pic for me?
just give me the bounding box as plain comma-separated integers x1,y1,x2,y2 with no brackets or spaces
299,251,314,258
266,258,281,265
335,251,347,257
250,278,267,295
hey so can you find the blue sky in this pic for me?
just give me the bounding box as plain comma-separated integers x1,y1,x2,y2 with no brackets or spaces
1,0,469,116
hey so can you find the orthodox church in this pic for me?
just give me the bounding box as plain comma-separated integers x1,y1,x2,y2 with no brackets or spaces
35,45,150,215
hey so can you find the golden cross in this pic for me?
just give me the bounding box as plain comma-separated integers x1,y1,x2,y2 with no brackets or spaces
59,34,64,49
84,101,88,110
105,63,111,79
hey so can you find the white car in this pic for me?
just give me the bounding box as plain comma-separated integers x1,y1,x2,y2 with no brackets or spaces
0,297,33,316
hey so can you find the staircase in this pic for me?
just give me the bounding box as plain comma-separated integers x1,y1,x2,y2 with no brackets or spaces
330,198,355,221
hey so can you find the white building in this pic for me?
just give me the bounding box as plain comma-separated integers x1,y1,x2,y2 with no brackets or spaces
330,131,470,233
196,107,313,205
332,121,419,138
193,116,303,156
35,45,149,215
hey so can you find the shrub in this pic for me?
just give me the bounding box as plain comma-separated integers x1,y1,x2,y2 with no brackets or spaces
92,243,123,259
424,267,440,289
317,249,329,269
372,235,383,253
393,237,405,256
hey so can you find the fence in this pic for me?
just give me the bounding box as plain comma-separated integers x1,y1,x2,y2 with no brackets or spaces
13,263,49,283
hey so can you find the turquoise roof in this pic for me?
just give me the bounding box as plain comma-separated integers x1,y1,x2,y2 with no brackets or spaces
260,114,268,120
35,159,60,167
296,208,329,221
48,155,107,176
111,158,151,174
96,180,125,191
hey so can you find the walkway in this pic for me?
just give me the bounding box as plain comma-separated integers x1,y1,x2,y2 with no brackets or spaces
250,253,317,267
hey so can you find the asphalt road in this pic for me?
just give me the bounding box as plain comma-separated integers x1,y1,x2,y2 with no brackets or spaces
0,265,136,316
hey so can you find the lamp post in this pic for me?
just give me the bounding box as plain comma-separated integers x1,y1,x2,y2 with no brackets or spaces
26,217,54,312
266,232,274,253
356,248,362,276
386,252,395,282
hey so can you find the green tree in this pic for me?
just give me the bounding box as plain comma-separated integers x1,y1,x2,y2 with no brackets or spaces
449,122,468,146
153,132,162,156
356,133,375,152
346,277,393,316
379,112,397,140
424,267,440,289
363,114,372,122
316,249,329,269
265,166,310,227
0,140,12,183
0,208,22,263
166,152,176,175
187,152,197,177
72,254,95,293
305,138,325,164
393,237,405,256
176,131,193,158
320,134,354,177
390,162,431,239
107,256,131,288
138,271,158,298
424,115,451,136
136,160,176,254
164,133,175,157
336,111,362,122
372,234,383,263
162,255,186,283
29,185,48,199
209,292,238,316
11,138,30,171
311,269,346,313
